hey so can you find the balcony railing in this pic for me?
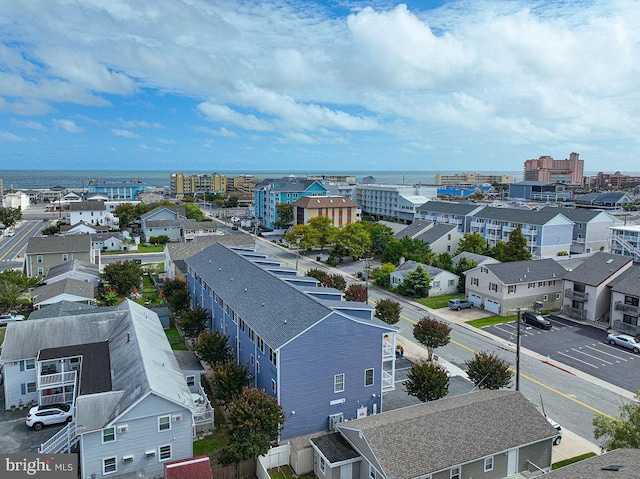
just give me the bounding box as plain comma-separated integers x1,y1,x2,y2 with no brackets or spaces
39,421,78,454
381,370,394,392
564,289,589,301
193,384,215,438
613,320,639,336
563,305,587,320
40,392,74,406
37,371,77,390
614,302,640,315
382,340,394,359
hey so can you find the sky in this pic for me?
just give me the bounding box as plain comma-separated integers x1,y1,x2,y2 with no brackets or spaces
1,0,640,173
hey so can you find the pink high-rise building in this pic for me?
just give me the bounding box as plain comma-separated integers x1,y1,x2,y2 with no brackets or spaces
523,152,584,184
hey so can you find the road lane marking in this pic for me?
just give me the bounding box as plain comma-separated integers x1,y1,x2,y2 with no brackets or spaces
557,351,599,368
570,348,613,365
584,345,627,361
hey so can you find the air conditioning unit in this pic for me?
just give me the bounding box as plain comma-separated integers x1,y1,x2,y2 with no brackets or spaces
172,414,182,422
123,455,134,464
116,425,128,433
145,451,156,459
328,413,344,431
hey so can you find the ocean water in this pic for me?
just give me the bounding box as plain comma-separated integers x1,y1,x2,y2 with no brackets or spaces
1,169,524,190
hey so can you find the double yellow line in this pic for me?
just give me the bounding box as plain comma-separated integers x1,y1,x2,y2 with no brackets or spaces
0,221,43,262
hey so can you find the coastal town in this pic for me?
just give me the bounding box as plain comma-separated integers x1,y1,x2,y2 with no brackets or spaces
1,152,640,479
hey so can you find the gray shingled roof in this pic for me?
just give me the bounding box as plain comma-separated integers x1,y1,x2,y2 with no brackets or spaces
274,180,324,192
337,390,556,479
563,252,633,286
540,448,640,479
310,432,360,464
90,232,121,242
166,235,255,262
606,265,640,295
471,206,570,225
551,208,607,223
416,201,480,215
413,224,458,244
45,259,100,281
483,259,568,284
173,350,205,372
26,235,92,254
186,243,393,349
396,260,447,278
394,220,433,239
452,252,499,268
28,301,99,320
32,278,95,304
140,205,185,220
68,201,106,211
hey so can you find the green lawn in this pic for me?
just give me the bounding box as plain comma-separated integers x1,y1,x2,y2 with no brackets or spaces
552,452,597,470
269,465,315,479
138,244,165,253
0,326,6,347
165,328,187,350
416,293,464,309
193,426,228,456
467,309,559,328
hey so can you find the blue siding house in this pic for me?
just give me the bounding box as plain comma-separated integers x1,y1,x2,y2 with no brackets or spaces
186,244,396,439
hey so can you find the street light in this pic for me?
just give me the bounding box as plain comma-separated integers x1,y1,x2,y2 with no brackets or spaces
295,234,303,270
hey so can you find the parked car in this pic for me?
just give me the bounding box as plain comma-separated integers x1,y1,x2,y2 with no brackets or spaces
448,298,473,310
0,312,25,325
26,404,73,431
547,417,563,445
522,311,552,330
607,333,640,354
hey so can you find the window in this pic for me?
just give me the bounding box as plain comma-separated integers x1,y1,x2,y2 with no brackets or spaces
334,373,345,393
508,285,517,294
574,283,586,293
102,427,116,443
448,279,455,287
528,282,535,289
25,358,36,370
543,294,548,301
364,368,374,387
471,277,479,287
625,296,640,307
21,382,37,394
319,457,326,474
248,328,255,342
186,375,195,387
489,282,498,292
250,354,254,365
556,293,561,300
623,314,638,326
240,319,246,332
369,465,377,479
433,281,440,288
256,361,260,374
62,254,68,262
158,415,171,431
450,466,460,479
484,456,494,472
258,337,266,354
103,457,117,475
36,255,43,263
159,444,171,461
37,267,44,276
271,379,276,393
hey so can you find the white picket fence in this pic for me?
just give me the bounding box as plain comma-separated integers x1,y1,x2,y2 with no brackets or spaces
257,444,290,479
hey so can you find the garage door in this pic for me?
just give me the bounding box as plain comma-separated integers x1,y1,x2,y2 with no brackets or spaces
469,293,482,307
485,299,500,314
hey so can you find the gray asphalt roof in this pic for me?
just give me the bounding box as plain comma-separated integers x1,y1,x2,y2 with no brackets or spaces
68,201,106,211
540,448,640,479
27,301,101,320
551,208,608,223
186,243,393,349
394,220,433,239
32,278,96,304
173,350,204,371
452,252,499,267
413,224,458,244
140,205,185,220
337,390,556,479
274,180,325,192
471,206,570,225
166,235,255,262
310,432,360,464
563,252,633,286
483,258,568,284
607,265,640,295
26,235,92,254
416,201,481,215
45,259,100,281
396,260,447,278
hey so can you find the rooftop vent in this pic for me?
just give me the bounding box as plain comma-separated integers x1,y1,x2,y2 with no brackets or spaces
606,259,614,264
601,464,625,472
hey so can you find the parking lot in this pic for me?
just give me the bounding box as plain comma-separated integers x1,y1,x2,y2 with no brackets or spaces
483,315,640,392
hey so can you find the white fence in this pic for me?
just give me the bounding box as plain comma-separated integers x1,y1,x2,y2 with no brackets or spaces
257,444,290,479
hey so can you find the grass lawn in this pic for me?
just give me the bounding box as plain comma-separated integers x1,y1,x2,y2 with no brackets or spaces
193,426,229,456
138,244,165,253
165,327,187,350
416,293,464,309
269,465,315,479
467,309,560,328
0,326,6,346
552,452,597,469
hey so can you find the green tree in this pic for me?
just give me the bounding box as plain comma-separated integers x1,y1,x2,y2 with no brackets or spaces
113,203,135,229
168,289,191,317
465,351,513,390
210,362,252,407
103,287,118,306
184,203,205,221
149,235,170,245
453,257,478,277
162,279,188,301
413,316,451,361
326,273,347,291
433,252,453,271
371,263,396,287
456,232,488,255
593,391,640,451
400,237,435,265
381,238,404,265
344,284,367,302
102,261,143,295
305,268,330,285
374,299,402,325
397,265,431,298
0,207,22,230
0,281,25,312
335,222,372,259
361,222,395,256
283,224,319,250
308,216,338,250
178,307,210,340
274,203,294,229
194,331,233,367
404,362,450,402
497,226,532,262
219,388,286,465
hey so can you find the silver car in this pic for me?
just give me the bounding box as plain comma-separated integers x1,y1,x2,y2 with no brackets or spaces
607,333,640,354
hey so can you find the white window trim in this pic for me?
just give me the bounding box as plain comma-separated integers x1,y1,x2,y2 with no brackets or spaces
186,375,196,387
450,466,460,479
102,456,117,475
271,379,276,393
102,427,116,444
364,368,374,387
369,465,377,479
484,456,494,472
319,456,326,474
159,444,172,462
334,373,345,393
158,415,171,432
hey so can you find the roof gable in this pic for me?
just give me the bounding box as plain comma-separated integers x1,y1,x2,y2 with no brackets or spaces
481,259,567,284
563,252,633,286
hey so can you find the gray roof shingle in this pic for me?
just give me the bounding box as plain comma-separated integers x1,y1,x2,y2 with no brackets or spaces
483,259,568,284
45,259,100,281
540,448,640,479
563,252,633,286
607,265,640,295
471,206,570,225
416,201,481,215
26,235,92,254
32,278,95,304
310,432,360,464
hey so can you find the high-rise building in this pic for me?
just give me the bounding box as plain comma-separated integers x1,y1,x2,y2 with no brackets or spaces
434,172,514,186
170,172,228,198
523,152,584,184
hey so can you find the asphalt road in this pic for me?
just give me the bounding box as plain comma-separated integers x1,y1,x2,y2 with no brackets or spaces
253,237,633,445
0,220,48,272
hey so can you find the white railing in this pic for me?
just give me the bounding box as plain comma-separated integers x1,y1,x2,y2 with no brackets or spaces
37,370,76,389
382,341,394,359
382,370,394,391
40,392,74,406
193,384,215,437
39,421,78,454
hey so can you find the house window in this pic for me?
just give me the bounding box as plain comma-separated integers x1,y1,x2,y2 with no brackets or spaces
484,456,494,472
433,281,440,288
62,254,68,261
240,319,246,332
334,373,345,393
364,368,374,387
256,361,260,374
574,283,586,293
158,415,171,431
159,444,171,461
269,348,277,366
623,314,638,326
543,295,548,301
25,359,36,370
21,382,37,394
103,457,117,475
508,285,517,294
102,427,116,443
258,337,265,354
369,465,377,479
186,375,196,387
448,279,455,287
36,255,43,263
271,379,276,393
37,267,44,276
250,354,254,366
556,293,561,300
319,457,326,474
471,277,479,287
450,466,460,479
248,328,255,342
625,296,640,307
489,283,498,292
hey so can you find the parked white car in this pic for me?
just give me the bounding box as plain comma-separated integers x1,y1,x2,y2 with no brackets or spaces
0,312,25,325
26,404,73,431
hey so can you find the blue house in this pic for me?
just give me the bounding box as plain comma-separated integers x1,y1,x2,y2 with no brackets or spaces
186,244,396,439
508,181,572,201
86,180,147,200
252,178,328,229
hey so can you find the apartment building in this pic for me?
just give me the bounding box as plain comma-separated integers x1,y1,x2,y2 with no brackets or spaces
523,152,584,184
170,172,227,198
434,172,514,186
353,184,437,223
609,224,640,263
292,196,360,228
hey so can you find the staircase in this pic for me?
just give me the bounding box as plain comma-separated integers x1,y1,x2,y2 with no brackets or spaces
38,421,79,454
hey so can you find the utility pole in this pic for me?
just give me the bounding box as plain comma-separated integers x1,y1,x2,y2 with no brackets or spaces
363,257,372,303
295,234,303,271
516,308,522,391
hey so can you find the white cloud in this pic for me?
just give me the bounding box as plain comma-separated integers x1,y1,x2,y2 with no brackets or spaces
11,119,47,131
53,119,84,133
118,119,163,129
0,131,26,141
112,129,140,138
194,126,239,139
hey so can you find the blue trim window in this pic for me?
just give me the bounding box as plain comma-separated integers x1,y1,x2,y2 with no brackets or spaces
334,373,345,393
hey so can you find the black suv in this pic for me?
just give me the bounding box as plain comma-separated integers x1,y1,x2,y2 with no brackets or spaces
522,311,552,330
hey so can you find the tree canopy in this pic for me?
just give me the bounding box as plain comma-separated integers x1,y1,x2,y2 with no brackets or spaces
178,307,210,340
194,331,233,367
334,222,372,260
344,284,367,302
102,261,143,295
413,316,451,361
464,351,512,390
374,299,402,325
456,232,488,255
360,221,395,256
210,362,252,407
497,226,532,262
274,203,294,229
370,263,396,288
405,362,450,402
593,391,640,451
308,216,338,250
0,207,22,229
396,265,431,298
283,224,319,250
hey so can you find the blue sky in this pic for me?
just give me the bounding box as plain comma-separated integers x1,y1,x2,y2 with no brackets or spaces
1,0,640,172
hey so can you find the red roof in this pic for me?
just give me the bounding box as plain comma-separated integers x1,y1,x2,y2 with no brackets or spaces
165,456,213,479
